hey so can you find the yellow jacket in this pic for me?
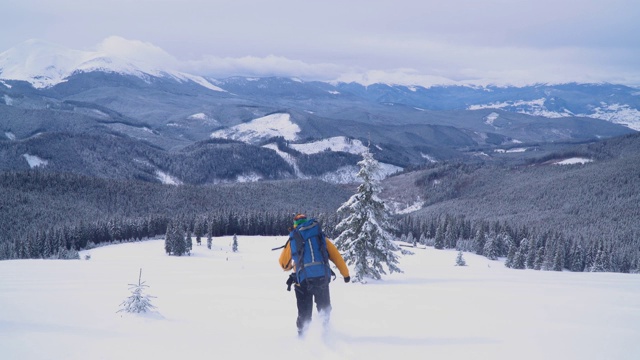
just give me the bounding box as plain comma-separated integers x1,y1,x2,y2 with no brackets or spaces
279,238,350,279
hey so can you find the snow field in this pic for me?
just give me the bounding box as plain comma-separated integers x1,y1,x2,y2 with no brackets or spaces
0,236,639,360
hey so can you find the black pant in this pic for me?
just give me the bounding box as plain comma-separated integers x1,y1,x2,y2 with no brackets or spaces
294,278,332,333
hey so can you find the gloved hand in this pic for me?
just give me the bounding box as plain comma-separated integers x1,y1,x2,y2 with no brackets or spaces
344,276,350,283
286,273,297,291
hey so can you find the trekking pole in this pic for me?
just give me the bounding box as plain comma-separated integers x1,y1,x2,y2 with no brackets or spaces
271,238,290,251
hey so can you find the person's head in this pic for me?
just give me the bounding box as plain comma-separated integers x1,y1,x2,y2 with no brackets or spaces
293,214,307,228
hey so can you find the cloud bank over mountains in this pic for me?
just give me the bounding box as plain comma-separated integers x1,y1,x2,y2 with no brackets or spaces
3,36,638,89
2,0,640,88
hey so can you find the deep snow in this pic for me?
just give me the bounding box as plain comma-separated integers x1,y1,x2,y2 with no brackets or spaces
1,236,639,360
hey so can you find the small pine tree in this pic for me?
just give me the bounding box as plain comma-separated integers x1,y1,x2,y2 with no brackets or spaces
207,233,213,250
232,234,238,253
455,251,467,266
118,269,156,314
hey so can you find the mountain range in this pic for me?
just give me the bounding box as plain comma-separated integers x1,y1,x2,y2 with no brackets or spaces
1,39,640,271
0,39,638,186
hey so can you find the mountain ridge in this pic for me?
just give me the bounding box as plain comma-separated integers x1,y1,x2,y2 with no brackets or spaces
2,39,639,131
0,39,637,186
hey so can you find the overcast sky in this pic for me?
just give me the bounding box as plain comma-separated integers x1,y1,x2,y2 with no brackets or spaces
3,0,640,87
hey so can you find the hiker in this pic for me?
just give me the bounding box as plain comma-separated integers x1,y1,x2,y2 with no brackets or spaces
279,214,350,336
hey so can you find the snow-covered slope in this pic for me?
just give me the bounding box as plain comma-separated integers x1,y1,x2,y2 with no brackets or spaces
585,103,640,131
262,135,402,184
290,136,368,155
469,98,640,131
469,98,574,118
210,113,300,144
1,237,639,360
0,38,223,91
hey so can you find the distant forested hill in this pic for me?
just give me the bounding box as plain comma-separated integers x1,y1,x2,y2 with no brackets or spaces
390,133,640,273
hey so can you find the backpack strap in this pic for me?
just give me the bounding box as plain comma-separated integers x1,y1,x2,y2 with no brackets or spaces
292,229,308,283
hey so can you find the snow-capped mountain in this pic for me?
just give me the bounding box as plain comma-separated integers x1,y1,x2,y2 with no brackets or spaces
0,38,223,91
0,38,637,187
2,39,638,132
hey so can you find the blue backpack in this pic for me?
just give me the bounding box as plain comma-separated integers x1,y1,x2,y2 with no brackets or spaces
289,219,331,284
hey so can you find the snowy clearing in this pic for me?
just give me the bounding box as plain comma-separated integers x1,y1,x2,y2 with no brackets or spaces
290,136,368,155
22,153,48,168
484,112,499,126
494,147,527,153
1,236,638,360
554,157,594,165
155,170,182,185
210,113,300,144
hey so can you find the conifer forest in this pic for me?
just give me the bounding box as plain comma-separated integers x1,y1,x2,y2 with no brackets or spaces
1,133,639,274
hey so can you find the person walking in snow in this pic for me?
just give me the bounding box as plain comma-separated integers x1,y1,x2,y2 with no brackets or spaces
279,214,350,336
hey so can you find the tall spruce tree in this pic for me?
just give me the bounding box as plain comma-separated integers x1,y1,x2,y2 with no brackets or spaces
334,150,407,283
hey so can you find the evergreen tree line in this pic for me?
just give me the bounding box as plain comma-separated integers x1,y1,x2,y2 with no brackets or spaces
0,210,315,260
398,214,640,274
0,170,352,251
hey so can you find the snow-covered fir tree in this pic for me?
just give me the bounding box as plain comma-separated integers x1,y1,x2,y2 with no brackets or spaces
118,269,156,314
534,246,545,270
334,149,408,283
590,244,609,272
455,251,467,266
483,233,499,260
570,242,585,272
512,238,528,269
473,227,486,255
505,243,517,268
418,233,427,247
165,222,188,256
